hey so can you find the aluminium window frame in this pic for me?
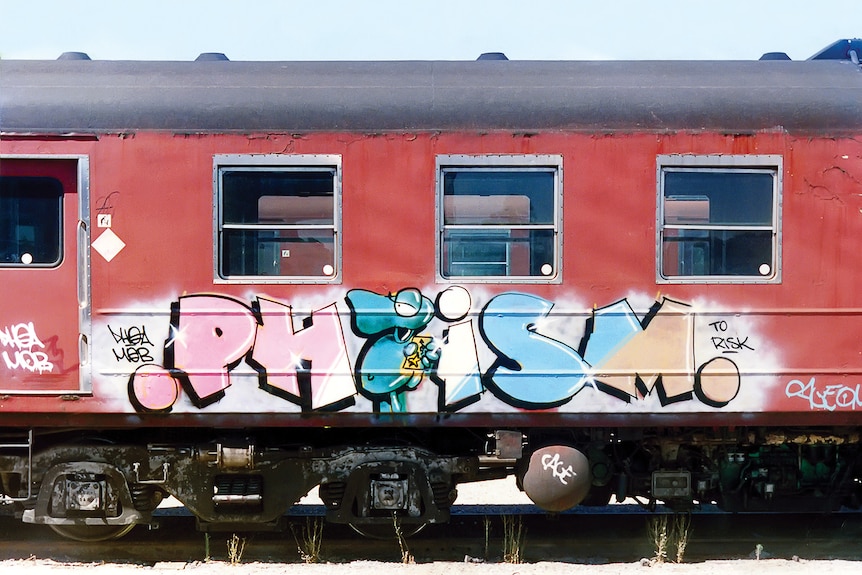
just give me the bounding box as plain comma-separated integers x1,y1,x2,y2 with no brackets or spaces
213,154,342,285
435,154,564,284
656,154,782,285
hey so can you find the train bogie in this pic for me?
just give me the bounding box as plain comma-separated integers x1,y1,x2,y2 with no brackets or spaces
2,41,862,539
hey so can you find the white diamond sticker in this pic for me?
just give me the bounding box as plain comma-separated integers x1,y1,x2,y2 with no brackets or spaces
92,228,126,262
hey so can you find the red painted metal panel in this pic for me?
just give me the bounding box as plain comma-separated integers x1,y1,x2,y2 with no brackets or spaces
0,158,81,392
0,130,860,426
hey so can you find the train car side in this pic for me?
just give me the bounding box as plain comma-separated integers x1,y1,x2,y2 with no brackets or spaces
1,50,862,539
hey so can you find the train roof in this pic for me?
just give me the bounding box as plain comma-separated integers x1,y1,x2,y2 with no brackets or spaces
2,55,862,135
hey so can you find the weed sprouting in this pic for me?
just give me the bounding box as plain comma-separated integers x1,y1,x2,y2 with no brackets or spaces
392,513,414,564
501,515,525,564
227,533,247,565
291,517,325,563
647,513,692,564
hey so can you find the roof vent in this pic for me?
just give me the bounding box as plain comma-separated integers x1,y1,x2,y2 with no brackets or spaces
759,52,791,61
196,52,230,61
57,52,91,60
477,52,509,61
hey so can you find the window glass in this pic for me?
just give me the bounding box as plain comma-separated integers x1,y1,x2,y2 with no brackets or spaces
659,163,778,280
0,176,62,266
438,160,561,281
218,165,338,280
443,171,555,225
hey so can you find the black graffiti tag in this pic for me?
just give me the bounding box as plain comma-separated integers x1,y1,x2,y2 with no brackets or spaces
109,324,154,363
708,320,755,353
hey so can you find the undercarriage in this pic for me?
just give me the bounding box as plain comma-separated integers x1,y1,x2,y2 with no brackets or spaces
1,426,859,541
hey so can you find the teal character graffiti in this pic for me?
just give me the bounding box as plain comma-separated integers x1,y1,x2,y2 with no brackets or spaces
346,288,440,412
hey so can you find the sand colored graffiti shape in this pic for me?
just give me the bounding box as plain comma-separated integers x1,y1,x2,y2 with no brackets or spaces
582,298,740,407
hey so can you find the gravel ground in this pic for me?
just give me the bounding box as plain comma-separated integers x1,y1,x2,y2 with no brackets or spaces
1,558,861,575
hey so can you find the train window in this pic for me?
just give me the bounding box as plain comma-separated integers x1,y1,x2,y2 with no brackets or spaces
214,155,341,283
436,155,562,283
0,176,63,267
657,155,781,283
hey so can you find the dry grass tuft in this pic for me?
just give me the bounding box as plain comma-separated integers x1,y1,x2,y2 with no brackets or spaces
648,513,692,564
227,533,247,565
501,515,525,564
648,515,670,563
392,514,414,564
291,517,325,563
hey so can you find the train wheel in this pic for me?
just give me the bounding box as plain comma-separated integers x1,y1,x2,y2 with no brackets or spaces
48,523,136,542
348,521,426,539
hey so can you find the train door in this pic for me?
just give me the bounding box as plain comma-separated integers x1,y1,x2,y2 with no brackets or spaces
0,157,89,393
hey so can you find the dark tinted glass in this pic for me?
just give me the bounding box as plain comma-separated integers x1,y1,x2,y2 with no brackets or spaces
0,176,62,266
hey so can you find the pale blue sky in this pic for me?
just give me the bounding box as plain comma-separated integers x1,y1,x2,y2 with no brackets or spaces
1,0,858,61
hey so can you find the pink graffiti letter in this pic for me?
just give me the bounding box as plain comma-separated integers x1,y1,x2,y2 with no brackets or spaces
250,297,355,410
166,295,258,407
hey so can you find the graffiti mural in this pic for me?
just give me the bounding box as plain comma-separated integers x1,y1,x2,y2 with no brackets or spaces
481,292,590,409
128,294,354,413
346,288,441,413
582,298,740,407
119,287,749,414
431,286,484,412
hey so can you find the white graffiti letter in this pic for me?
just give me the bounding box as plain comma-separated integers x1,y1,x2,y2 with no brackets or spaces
541,452,577,485
0,322,54,374
786,377,862,411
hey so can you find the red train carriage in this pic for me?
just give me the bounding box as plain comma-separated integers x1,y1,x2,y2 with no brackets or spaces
1,40,862,540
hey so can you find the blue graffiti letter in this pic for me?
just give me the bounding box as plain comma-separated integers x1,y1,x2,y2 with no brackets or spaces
480,293,589,409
